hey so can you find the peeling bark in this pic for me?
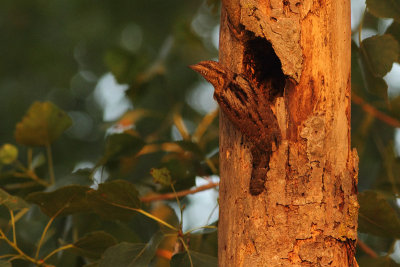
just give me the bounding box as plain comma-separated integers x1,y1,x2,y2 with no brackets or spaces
218,0,358,266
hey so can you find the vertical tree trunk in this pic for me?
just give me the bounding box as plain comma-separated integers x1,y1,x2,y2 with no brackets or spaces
217,1,358,266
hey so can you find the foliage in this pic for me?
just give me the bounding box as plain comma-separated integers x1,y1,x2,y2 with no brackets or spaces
0,0,219,266
0,0,400,266
353,0,400,265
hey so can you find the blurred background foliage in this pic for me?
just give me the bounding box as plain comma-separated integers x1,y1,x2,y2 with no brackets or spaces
0,0,220,266
0,0,400,266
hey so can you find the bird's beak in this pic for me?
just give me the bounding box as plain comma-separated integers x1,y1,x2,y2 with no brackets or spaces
189,62,207,75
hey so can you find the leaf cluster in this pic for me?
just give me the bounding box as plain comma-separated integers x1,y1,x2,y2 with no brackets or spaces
354,1,400,265
0,0,220,266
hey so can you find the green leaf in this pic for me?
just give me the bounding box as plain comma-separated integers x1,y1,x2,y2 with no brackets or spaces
170,251,218,267
26,185,91,217
72,231,117,259
99,243,149,267
358,190,400,238
104,48,140,84
0,260,12,267
386,21,400,62
15,101,72,146
0,144,18,165
150,167,172,186
103,133,145,162
99,232,164,267
366,0,400,22
361,35,399,77
0,188,30,211
373,143,400,195
53,168,93,188
161,159,196,191
351,41,366,96
187,229,218,257
364,75,388,99
358,256,400,267
175,141,204,157
87,180,140,220
353,40,388,99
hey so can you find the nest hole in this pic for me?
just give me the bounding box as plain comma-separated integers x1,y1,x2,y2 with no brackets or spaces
243,35,286,100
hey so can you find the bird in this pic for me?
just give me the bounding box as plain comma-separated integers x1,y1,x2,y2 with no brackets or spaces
190,60,282,195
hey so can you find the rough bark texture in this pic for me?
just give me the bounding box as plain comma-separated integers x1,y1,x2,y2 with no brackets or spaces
218,0,358,266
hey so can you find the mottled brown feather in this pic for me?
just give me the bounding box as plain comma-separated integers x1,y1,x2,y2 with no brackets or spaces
191,60,281,195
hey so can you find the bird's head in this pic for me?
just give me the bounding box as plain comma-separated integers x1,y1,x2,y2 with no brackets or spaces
189,60,228,91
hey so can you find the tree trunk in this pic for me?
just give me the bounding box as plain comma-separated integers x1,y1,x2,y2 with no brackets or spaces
217,1,358,266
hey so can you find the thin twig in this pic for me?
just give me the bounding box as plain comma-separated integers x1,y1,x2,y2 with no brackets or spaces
0,230,37,264
45,143,55,185
11,208,29,226
184,225,217,235
137,143,185,157
42,244,74,262
14,161,50,187
357,239,378,258
0,254,19,259
358,9,366,45
107,202,177,231
179,236,193,267
352,93,400,128
170,183,184,229
192,108,219,142
9,210,16,244
140,182,219,203
173,113,190,140
35,207,65,260
205,158,218,174
27,148,33,170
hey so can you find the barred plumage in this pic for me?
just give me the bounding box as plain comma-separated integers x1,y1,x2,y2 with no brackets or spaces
190,61,281,195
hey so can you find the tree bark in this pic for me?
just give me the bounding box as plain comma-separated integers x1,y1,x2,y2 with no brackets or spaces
218,1,358,266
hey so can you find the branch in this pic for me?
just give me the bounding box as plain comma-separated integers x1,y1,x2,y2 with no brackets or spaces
357,239,378,258
0,230,50,266
45,143,55,185
140,182,219,203
352,93,400,128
